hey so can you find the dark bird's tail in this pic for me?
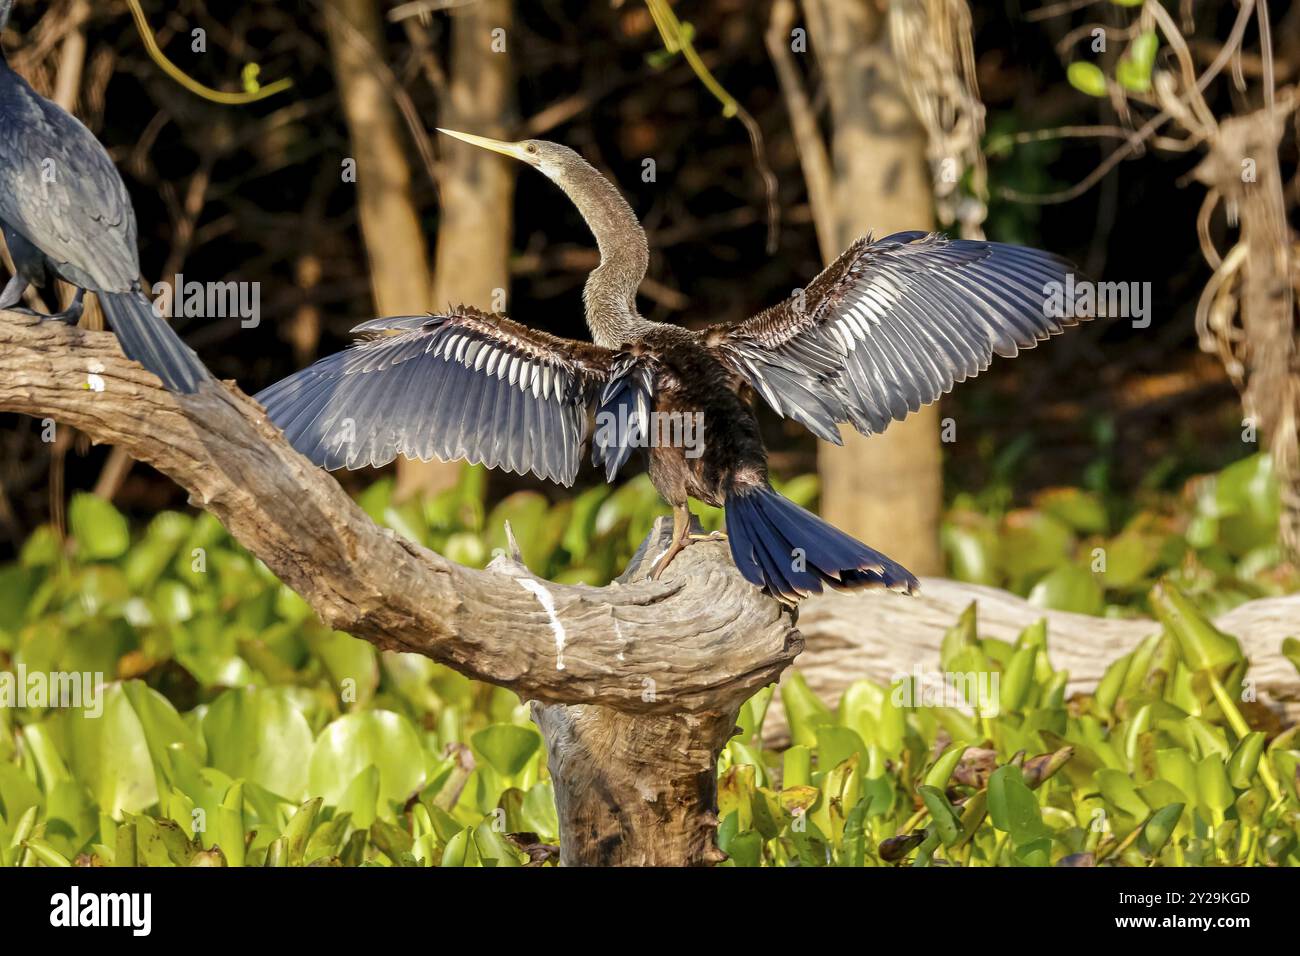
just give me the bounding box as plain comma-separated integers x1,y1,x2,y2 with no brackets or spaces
99,291,208,394
725,484,918,603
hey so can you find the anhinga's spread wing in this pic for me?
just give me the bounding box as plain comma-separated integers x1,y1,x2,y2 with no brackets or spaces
701,231,1081,442
255,308,615,486
0,71,139,290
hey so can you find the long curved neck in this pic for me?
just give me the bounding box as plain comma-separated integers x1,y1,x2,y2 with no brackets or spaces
553,159,649,349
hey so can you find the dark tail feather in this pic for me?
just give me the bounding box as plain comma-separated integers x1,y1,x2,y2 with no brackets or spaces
99,291,208,394
725,484,918,603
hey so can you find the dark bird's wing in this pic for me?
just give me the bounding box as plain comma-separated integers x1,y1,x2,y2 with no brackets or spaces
0,71,140,290
0,68,209,391
699,231,1082,442
255,308,615,486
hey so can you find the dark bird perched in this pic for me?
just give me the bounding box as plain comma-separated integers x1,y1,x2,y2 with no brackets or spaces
0,1,207,393
257,129,1086,603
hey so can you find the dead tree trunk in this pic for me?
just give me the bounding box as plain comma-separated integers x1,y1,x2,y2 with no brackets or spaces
0,310,798,867
1193,106,1300,556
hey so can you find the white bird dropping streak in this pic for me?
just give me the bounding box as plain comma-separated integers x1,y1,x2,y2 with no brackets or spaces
517,577,567,670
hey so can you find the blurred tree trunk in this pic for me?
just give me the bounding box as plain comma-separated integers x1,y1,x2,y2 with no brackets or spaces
408,0,517,500
803,0,942,575
322,0,456,497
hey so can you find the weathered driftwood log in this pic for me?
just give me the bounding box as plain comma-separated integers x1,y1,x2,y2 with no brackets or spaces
0,310,798,866
766,580,1300,745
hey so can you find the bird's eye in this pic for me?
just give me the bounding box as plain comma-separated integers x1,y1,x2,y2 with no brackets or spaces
525,143,537,154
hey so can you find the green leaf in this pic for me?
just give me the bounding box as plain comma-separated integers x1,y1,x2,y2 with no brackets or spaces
440,827,481,867
1213,454,1279,555
1155,749,1197,804
308,711,427,820
53,683,158,819
735,686,774,742
304,629,379,708
0,761,43,826
214,782,245,868
721,827,763,867
1001,511,1075,579
782,745,811,788
940,602,979,671
25,837,72,867
917,785,963,847
1140,803,1184,855
1196,755,1234,825
924,744,969,790
282,798,321,866
471,724,541,778
473,821,525,867
1281,637,1300,675
369,818,414,864
987,766,1049,845
68,493,130,560
336,765,381,830
1150,580,1242,673
1117,32,1158,92
1067,61,1108,97
1000,646,1038,714
1096,768,1149,819
1101,532,1163,588
1028,564,1104,615
1035,487,1108,534
1227,732,1268,788
202,688,313,801
780,671,834,747
816,725,866,774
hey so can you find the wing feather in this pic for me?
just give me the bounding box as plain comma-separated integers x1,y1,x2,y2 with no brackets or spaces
701,231,1085,437
255,307,613,486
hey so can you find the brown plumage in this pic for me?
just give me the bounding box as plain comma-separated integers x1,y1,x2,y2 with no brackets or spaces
257,132,1088,603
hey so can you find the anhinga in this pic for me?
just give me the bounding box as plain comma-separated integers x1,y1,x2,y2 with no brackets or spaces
256,129,1085,603
0,0,208,393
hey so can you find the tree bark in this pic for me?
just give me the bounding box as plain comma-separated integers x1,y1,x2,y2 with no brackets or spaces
1192,108,1300,558
0,310,800,865
800,0,943,575
532,704,735,866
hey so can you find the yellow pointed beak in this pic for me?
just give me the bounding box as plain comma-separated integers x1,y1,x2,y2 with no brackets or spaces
436,128,536,165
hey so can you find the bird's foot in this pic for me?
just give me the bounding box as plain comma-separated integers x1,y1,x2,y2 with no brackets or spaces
649,541,685,580
649,529,726,579
39,290,86,326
